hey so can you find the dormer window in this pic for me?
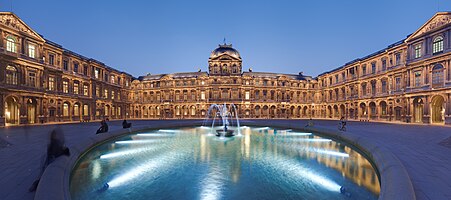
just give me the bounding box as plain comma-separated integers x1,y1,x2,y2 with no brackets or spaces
6,36,17,53
28,44,36,58
433,36,444,54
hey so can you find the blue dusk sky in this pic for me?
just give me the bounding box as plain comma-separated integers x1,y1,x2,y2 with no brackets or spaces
1,0,451,77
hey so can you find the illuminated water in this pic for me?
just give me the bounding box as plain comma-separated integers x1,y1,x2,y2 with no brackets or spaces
70,126,380,200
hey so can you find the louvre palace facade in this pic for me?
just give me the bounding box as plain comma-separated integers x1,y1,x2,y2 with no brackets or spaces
1,11,451,126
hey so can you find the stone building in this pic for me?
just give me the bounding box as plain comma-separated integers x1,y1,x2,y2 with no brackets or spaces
1,11,451,126
0,12,133,126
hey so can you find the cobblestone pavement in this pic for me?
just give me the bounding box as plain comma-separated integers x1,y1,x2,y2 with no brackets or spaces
1,119,450,200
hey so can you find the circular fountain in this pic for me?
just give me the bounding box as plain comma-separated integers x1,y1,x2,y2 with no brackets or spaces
69,126,381,200
204,103,241,137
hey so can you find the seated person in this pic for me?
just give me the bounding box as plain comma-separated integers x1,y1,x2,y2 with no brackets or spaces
96,120,109,134
122,120,132,129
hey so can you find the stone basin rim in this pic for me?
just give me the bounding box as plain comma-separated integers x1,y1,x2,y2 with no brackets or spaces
34,120,415,200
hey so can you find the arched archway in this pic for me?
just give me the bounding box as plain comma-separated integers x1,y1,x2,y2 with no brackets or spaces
5,96,20,125
340,104,345,118
369,102,376,119
431,95,445,124
190,106,196,117
359,103,367,118
333,105,339,118
262,105,269,118
327,105,332,118
270,106,277,118
413,98,424,123
254,105,261,118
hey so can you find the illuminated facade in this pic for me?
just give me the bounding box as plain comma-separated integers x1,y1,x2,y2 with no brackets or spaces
1,12,451,126
0,12,133,126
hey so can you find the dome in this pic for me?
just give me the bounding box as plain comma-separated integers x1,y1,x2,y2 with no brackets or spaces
210,44,241,59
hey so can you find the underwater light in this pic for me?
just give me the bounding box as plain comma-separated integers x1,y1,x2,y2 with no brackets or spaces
115,140,158,144
100,146,158,159
258,154,342,192
136,133,174,137
314,149,349,157
158,129,179,133
280,132,312,136
107,152,187,188
297,138,332,142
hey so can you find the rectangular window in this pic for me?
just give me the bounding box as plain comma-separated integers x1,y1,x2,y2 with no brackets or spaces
28,44,35,58
49,54,55,66
63,81,69,93
73,63,78,73
395,53,401,65
111,75,115,84
48,77,55,91
395,77,401,91
6,37,17,53
83,65,88,76
95,68,100,79
83,105,89,116
245,91,250,100
201,91,205,100
28,72,36,87
381,80,387,93
362,65,367,76
83,84,89,96
73,82,79,94
63,60,68,70
415,71,422,87
96,86,100,97
335,75,338,83
382,59,387,71
104,73,108,82
362,84,367,96
371,62,376,74
111,91,115,100
104,89,108,98
414,44,422,58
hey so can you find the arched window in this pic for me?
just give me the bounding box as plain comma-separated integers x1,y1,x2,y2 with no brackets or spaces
6,36,17,53
74,104,80,116
63,103,69,117
6,65,18,85
433,36,444,54
432,64,444,86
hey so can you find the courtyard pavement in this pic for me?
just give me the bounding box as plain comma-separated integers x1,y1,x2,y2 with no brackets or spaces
1,119,451,200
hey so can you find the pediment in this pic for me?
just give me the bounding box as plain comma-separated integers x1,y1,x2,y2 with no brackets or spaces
0,12,45,42
407,12,451,42
160,75,173,80
209,54,241,61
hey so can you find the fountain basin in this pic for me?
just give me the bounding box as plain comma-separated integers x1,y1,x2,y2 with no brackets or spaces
69,126,380,200
215,129,235,137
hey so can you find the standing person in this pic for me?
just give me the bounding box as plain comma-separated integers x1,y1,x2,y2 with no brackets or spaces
339,117,347,131
305,118,314,127
29,128,70,192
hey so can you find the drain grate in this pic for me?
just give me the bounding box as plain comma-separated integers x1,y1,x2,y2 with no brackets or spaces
438,136,451,148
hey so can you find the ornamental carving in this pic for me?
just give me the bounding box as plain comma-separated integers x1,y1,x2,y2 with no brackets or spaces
0,14,40,38
418,14,451,36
